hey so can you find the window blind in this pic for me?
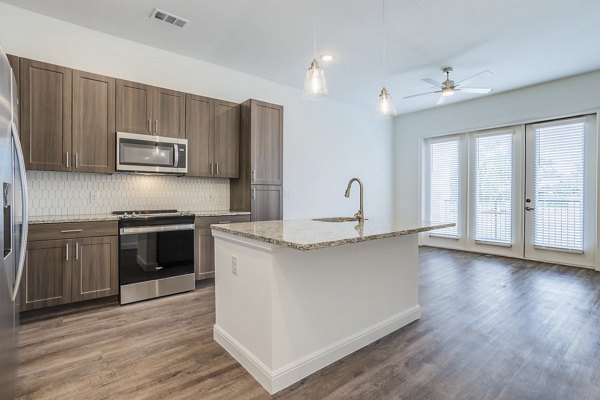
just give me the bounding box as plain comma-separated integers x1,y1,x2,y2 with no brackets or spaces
429,140,459,237
474,133,513,245
533,119,585,252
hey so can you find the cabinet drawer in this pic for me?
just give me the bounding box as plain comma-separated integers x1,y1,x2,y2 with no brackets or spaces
28,221,118,242
195,215,250,230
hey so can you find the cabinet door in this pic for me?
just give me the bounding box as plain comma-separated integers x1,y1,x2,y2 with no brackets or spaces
154,87,185,138
115,79,153,135
185,94,213,177
251,100,283,185
251,185,283,222
72,70,115,173
20,239,72,311
195,229,215,280
214,100,240,178
71,236,118,302
20,59,72,171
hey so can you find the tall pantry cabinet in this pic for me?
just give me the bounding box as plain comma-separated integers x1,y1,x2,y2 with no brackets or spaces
230,99,283,221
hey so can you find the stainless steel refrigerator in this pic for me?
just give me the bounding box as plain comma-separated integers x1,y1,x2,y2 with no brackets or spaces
0,47,28,399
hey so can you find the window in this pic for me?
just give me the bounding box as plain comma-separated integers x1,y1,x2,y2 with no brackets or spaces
474,132,513,245
428,139,460,237
532,119,585,252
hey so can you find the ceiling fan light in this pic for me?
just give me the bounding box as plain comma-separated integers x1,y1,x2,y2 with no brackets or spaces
442,87,455,97
303,59,328,100
375,87,396,119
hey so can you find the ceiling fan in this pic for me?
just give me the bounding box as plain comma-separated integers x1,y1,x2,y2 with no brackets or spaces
404,67,493,105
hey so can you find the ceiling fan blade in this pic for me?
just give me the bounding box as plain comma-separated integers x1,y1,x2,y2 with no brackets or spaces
403,90,440,99
436,95,446,105
422,78,443,88
457,70,492,85
460,87,493,94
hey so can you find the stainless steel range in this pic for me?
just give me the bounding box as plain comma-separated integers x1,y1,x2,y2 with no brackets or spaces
115,209,195,304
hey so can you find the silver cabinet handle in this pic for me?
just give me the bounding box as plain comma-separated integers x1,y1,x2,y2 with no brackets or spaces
218,221,232,224
75,153,79,169
61,229,83,233
66,242,69,261
253,188,256,200
216,162,219,175
10,120,29,302
75,242,79,260
148,118,152,133
66,151,69,168
155,120,159,134
210,162,214,175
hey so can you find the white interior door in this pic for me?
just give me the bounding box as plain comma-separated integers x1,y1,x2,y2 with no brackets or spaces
524,115,597,267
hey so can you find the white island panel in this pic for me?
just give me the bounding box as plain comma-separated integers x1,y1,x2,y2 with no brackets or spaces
213,230,421,394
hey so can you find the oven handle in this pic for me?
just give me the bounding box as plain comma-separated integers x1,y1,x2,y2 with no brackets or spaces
120,224,194,235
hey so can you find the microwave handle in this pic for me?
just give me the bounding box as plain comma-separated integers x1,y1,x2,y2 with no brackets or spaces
173,143,179,167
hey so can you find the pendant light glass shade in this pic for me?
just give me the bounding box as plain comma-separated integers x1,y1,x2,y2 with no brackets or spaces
303,59,328,100
375,87,396,119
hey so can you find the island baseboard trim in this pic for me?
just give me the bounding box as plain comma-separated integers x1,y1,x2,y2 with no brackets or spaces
214,305,422,394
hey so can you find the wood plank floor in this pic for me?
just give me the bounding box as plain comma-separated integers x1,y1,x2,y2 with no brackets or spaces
16,247,600,399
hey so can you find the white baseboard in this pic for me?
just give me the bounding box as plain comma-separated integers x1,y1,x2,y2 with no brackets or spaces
214,305,421,394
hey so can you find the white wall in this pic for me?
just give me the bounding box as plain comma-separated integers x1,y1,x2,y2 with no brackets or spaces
0,3,394,219
394,70,600,221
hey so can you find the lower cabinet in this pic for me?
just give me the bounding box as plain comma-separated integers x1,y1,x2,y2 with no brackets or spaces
251,185,283,222
195,215,250,280
21,222,118,311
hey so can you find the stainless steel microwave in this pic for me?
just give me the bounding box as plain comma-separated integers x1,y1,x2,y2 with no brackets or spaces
116,132,187,174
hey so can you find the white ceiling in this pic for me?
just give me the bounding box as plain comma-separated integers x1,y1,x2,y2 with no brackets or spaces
4,0,600,114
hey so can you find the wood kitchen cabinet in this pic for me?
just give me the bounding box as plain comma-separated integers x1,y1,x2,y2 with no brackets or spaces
231,99,283,221
71,236,118,302
21,221,118,312
194,215,250,280
185,95,239,178
251,185,283,222
19,58,72,171
250,100,283,185
15,56,116,173
72,70,116,173
20,239,72,311
116,79,185,138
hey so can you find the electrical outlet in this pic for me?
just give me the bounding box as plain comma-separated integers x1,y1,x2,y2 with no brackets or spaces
231,255,238,275
89,191,98,204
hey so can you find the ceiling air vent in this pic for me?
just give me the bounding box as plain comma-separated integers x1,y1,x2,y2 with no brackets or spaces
151,8,189,28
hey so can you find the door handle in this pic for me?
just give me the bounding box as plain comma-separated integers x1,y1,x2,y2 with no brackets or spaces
525,206,535,211
10,121,29,302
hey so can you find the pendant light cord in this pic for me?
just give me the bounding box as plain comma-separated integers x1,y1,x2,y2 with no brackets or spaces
382,0,386,87
313,0,317,59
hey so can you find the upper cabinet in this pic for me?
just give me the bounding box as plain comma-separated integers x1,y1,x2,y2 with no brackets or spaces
20,58,72,171
153,87,185,138
72,71,115,173
116,79,185,138
250,100,283,185
115,79,153,135
185,95,239,178
213,100,240,178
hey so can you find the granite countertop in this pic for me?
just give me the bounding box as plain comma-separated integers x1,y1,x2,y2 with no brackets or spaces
29,210,250,225
211,218,455,251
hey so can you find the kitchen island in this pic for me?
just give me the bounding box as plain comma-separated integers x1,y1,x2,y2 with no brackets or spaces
211,218,453,394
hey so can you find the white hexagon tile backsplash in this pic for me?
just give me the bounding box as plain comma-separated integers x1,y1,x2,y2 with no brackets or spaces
27,171,230,216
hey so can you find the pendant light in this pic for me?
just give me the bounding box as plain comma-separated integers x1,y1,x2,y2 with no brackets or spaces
303,2,328,100
375,0,396,118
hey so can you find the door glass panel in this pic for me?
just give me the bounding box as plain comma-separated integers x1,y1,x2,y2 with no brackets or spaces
532,120,585,252
429,140,460,237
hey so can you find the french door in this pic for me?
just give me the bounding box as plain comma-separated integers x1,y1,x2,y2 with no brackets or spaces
524,115,597,267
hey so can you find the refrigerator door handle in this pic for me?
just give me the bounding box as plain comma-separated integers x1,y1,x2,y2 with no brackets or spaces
9,121,28,302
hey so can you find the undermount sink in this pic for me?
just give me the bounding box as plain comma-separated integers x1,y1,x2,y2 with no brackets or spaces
313,217,366,223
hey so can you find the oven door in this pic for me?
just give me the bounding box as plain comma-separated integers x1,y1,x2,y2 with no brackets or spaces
116,132,187,174
119,223,194,286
